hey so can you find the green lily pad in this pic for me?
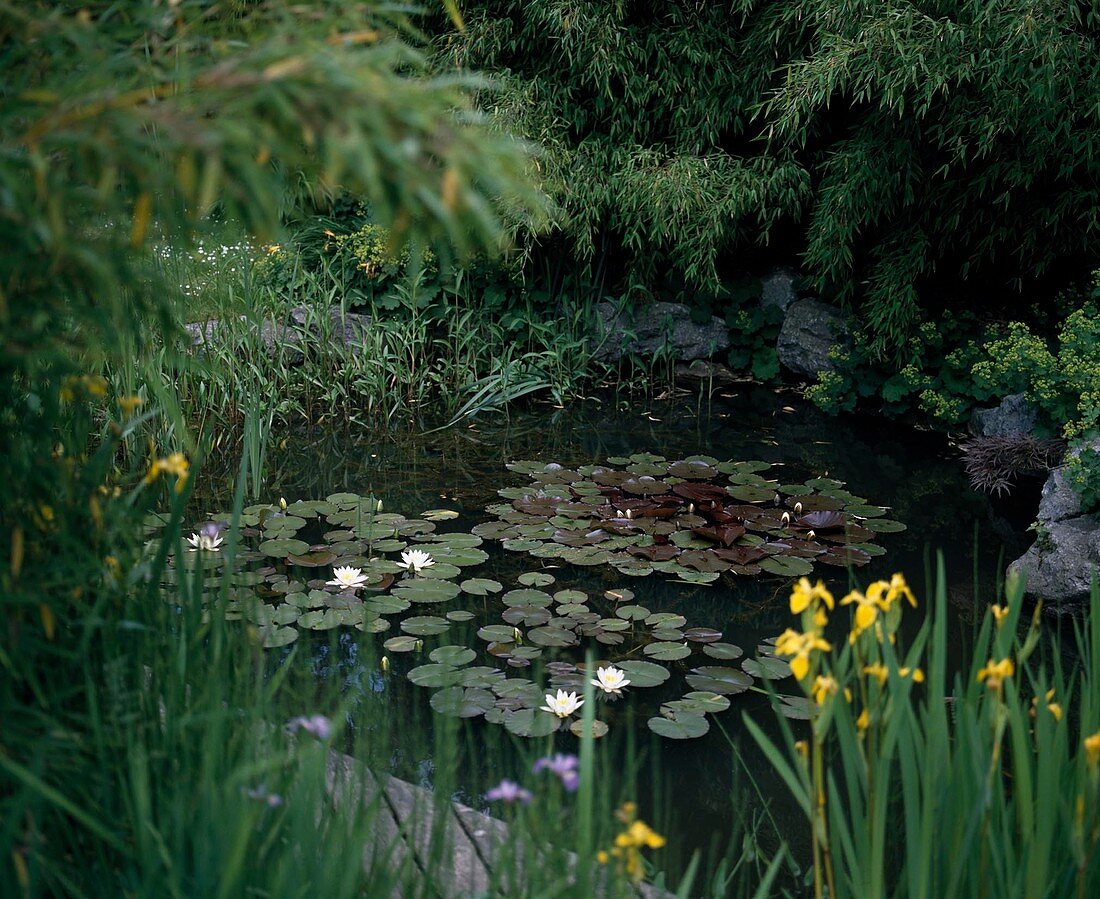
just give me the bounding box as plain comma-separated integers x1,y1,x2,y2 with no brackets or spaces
461,578,502,595
260,626,298,649
477,624,518,643
702,642,744,660
861,518,907,533
297,609,342,630
401,616,450,636
644,641,692,661
759,556,815,577
391,579,461,604
742,655,792,680
647,712,710,740
430,686,494,718
407,663,463,687
504,709,560,738
287,549,338,568
685,666,753,694
258,538,310,558
446,609,476,622
518,571,556,587
527,626,577,647
616,660,671,687
384,636,422,653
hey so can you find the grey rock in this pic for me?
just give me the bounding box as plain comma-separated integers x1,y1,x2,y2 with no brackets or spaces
184,319,220,348
1008,516,1100,611
593,302,729,363
184,316,301,361
289,305,372,352
760,267,801,314
1010,436,1100,609
1037,467,1082,523
970,394,1040,438
775,299,851,378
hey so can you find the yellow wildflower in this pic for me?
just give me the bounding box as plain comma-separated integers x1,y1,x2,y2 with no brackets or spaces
977,657,1015,691
789,577,835,615
600,804,664,884
616,821,666,850
774,628,832,681
118,394,144,417
795,739,809,759
1032,689,1062,722
856,708,870,731
841,585,890,639
990,604,1009,627
884,572,917,608
144,452,190,492
862,663,925,687
1085,731,1100,766
812,674,840,705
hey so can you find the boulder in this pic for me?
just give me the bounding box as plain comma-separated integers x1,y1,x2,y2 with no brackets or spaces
775,299,850,378
760,267,801,314
184,316,302,361
289,305,372,352
1008,517,1100,611
969,394,1040,438
593,302,729,363
1009,436,1100,610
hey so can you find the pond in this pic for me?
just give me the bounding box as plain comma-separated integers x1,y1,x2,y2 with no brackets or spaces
185,384,1029,876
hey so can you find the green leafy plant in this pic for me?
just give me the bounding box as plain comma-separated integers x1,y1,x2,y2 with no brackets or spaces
1065,446,1100,516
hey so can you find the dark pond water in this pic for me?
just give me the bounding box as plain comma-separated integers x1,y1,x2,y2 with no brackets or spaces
193,384,1035,880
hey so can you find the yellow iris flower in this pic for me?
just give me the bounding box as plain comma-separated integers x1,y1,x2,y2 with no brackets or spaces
885,572,917,608
1085,731,1100,766
789,577,835,615
977,657,1015,691
841,586,890,639
862,663,924,686
775,628,832,681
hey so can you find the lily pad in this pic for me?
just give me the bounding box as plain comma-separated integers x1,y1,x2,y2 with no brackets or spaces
647,712,710,740
401,616,450,636
383,635,422,653
644,642,692,661
569,719,609,739
259,538,310,558
685,666,753,695
616,660,671,687
461,578,502,595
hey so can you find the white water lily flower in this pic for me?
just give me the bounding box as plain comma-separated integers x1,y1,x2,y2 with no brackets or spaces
326,566,368,591
187,532,223,552
591,666,631,695
401,548,435,574
540,689,584,718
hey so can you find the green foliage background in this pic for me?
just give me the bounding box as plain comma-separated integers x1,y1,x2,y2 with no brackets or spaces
437,0,1100,353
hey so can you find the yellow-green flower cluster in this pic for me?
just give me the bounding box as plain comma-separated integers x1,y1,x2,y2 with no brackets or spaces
596,802,665,884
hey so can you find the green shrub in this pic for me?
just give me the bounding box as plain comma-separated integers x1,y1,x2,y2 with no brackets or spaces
807,303,1100,438
1065,446,1100,516
437,1,1100,353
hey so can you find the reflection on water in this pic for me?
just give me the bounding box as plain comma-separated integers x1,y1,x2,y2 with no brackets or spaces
194,385,1029,876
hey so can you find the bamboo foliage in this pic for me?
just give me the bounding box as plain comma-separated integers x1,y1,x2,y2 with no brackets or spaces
444,0,1100,352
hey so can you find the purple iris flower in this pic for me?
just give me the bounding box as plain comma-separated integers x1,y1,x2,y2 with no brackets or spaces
286,714,333,741
485,779,533,805
533,753,580,792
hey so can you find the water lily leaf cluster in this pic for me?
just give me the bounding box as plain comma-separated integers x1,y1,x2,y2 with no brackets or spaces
474,455,903,583
155,473,874,741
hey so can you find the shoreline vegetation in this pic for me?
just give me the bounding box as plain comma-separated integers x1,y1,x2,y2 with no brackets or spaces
3,2,1100,896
